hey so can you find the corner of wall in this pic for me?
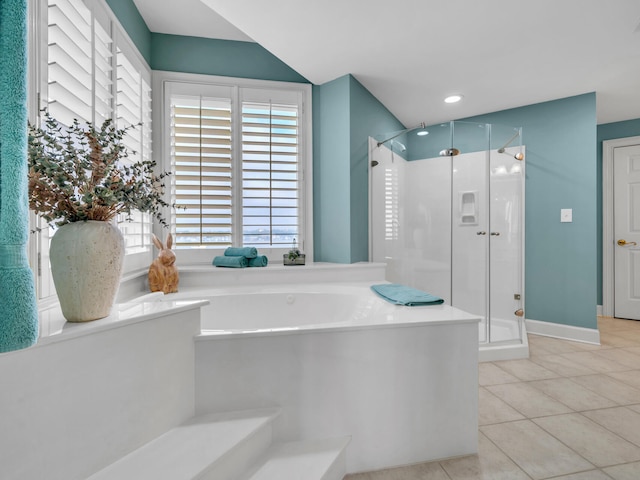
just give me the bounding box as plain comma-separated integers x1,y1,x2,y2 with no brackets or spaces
105,0,152,64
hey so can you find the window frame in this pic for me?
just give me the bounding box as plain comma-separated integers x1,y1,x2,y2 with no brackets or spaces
152,70,313,265
28,0,155,302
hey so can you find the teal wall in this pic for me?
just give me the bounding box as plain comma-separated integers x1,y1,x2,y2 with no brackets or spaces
348,76,404,262
467,94,598,329
313,76,352,263
107,0,602,330
105,1,307,83
150,34,308,82
105,0,151,64
312,75,404,262
596,118,640,305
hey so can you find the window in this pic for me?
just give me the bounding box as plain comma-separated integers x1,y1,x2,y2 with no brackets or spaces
157,74,312,264
171,94,233,247
241,99,300,247
30,0,153,300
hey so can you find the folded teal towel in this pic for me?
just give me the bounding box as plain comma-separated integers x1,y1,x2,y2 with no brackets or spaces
247,255,268,267
224,247,258,259
371,284,444,306
213,255,248,268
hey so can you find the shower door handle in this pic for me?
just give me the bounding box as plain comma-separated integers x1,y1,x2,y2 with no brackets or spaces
476,231,486,235
490,232,500,236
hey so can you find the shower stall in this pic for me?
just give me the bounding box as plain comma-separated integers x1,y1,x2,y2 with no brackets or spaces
369,121,527,360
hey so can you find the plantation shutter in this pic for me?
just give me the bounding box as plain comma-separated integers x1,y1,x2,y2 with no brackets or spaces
241,96,300,247
115,48,149,253
47,0,93,125
116,48,142,160
171,94,233,247
93,19,113,124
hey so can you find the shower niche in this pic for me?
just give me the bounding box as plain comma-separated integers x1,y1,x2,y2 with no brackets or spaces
370,121,526,355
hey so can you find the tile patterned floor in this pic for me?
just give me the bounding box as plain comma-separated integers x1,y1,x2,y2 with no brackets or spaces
346,316,640,480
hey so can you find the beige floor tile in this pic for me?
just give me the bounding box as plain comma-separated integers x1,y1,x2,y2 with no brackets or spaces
361,462,451,480
570,375,640,405
345,473,373,480
559,351,630,373
603,326,640,337
529,378,617,411
621,346,640,357
527,335,588,354
481,420,593,479
493,358,559,381
600,333,640,348
440,432,530,479
479,363,519,386
530,353,598,377
486,382,572,418
572,342,612,351
550,471,614,479
479,387,525,425
583,407,640,447
599,316,637,328
603,461,640,480
594,349,640,369
528,342,556,357
534,413,640,467
607,370,640,389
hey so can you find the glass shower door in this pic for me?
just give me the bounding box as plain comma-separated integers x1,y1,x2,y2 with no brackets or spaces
451,122,490,343
488,126,524,343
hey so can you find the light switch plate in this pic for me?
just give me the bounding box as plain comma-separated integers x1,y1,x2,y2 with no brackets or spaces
561,208,572,223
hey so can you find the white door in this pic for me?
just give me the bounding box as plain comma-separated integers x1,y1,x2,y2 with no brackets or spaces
614,144,640,320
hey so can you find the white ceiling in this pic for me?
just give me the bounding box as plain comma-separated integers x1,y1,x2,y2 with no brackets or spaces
134,0,640,127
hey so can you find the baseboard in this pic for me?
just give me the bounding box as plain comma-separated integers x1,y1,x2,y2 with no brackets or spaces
525,318,600,345
597,305,603,316
479,341,529,362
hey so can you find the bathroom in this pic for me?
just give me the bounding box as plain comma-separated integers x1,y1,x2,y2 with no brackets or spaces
2,0,640,479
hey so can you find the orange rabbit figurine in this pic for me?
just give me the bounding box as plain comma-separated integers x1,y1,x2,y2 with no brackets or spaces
148,233,179,294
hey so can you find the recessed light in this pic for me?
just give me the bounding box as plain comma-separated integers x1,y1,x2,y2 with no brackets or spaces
417,130,429,136
444,95,463,104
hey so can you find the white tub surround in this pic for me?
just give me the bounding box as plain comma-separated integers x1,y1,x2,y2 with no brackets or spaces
2,263,480,477
191,282,480,473
0,298,205,480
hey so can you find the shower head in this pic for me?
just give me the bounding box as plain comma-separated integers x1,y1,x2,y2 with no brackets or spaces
391,139,407,152
439,148,460,156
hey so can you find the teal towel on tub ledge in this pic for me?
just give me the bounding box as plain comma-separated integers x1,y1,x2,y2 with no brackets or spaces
0,0,39,353
213,255,248,268
247,255,268,267
371,284,444,306
224,247,258,259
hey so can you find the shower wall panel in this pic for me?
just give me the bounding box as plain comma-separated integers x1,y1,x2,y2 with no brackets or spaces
370,139,451,303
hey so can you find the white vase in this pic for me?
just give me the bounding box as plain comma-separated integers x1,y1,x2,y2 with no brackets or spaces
49,221,125,322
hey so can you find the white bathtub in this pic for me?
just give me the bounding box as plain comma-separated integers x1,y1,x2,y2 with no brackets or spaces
169,282,474,335
167,277,480,474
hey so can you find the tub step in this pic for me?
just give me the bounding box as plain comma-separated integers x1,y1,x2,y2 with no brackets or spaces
87,408,280,480
240,436,351,480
